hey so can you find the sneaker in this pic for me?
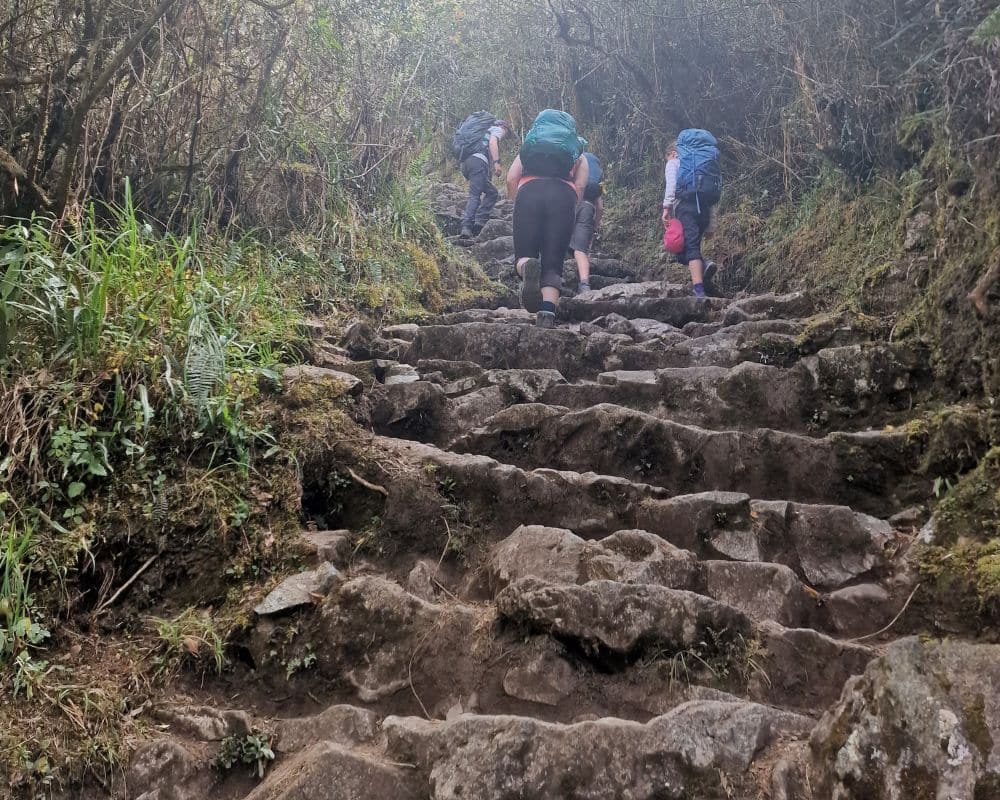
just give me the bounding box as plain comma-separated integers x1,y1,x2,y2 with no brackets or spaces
519,258,543,313
460,226,474,238
577,281,591,295
703,261,718,285
536,310,556,329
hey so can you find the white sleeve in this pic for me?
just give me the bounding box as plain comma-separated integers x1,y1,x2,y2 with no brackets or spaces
663,160,679,208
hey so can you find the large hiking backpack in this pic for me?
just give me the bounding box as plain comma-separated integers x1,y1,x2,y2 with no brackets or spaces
452,111,497,162
519,110,585,179
676,129,722,205
583,152,604,201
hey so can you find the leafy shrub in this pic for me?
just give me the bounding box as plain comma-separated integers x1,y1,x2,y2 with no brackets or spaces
214,732,275,779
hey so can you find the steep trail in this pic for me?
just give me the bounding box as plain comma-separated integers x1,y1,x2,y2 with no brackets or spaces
130,184,992,799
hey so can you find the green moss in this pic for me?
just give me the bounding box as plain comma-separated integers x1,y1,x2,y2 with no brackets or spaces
917,539,1000,631
934,447,1000,544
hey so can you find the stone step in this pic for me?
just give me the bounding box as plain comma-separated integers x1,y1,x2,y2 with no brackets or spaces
399,319,847,382
370,437,670,551
453,403,988,516
559,285,812,324
495,575,874,711
487,525,909,633
373,342,930,442
250,568,873,720
384,701,813,799
371,437,918,580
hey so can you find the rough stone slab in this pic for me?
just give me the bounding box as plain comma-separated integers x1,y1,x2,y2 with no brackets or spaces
372,380,447,427
244,742,419,800
755,621,874,710
384,701,812,799
702,561,815,627
153,705,252,741
497,577,751,654
377,436,668,540
384,363,421,385
300,530,352,565
315,576,479,707
728,292,813,319
282,364,362,395
822,582,895,637
128,739,206,800
383,323,420,341
490,526,699,593
456,402,940,516
783,503,893,589
502,646,578,707
254,563,341,616
809,638,1000,799
275,705,379,753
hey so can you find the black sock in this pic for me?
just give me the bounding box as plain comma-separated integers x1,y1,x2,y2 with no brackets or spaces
541,301,556,313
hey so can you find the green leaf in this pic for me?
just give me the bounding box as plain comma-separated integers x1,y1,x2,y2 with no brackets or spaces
67,482,85,499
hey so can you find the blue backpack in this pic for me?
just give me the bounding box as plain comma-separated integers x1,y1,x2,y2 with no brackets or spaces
677,129,722,205
583,152,603,201
520,110,585,179
452,111,497,162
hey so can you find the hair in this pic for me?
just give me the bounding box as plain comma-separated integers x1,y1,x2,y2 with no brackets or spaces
666,140,679,158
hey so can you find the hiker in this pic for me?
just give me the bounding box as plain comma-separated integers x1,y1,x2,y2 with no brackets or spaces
569,152,604,295
661,130,722,298
506,109,589,328
452,112,509,238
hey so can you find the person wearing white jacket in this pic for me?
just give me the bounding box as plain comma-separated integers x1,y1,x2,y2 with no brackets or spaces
661,143,718,297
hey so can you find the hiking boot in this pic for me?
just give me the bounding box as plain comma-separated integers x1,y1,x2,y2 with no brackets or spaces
460,226,475,238
577,281,591,295
535,310,556,329
519,258,543,313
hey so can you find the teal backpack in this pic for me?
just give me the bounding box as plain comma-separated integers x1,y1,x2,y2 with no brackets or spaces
520,110,585,179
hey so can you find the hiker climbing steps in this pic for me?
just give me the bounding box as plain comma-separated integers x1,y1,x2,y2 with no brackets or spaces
127,183,993,799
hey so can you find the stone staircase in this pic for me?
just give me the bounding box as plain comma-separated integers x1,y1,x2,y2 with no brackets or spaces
128,184,997,800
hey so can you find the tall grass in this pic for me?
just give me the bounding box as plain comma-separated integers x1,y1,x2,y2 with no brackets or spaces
0,190,304,380
0,520,48,665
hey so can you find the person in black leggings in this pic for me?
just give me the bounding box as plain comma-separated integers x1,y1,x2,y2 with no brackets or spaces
506,154,588,327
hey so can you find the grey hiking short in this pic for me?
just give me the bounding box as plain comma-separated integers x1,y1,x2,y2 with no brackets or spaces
569,200,597,255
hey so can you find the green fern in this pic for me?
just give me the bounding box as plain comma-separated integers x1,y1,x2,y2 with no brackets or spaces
184,303,226,407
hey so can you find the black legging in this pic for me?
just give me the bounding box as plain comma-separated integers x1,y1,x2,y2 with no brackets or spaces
513,178,578,289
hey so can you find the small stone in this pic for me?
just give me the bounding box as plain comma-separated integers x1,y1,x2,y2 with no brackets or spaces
889,506,925,527
823,583,893,637
383,323,420,341
254,563,341,616
442,376,479,396
384,364,421,385
153,705,252,741
282,365,363,396
502,647,578,706
300,530,352,566
406,559,440,601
